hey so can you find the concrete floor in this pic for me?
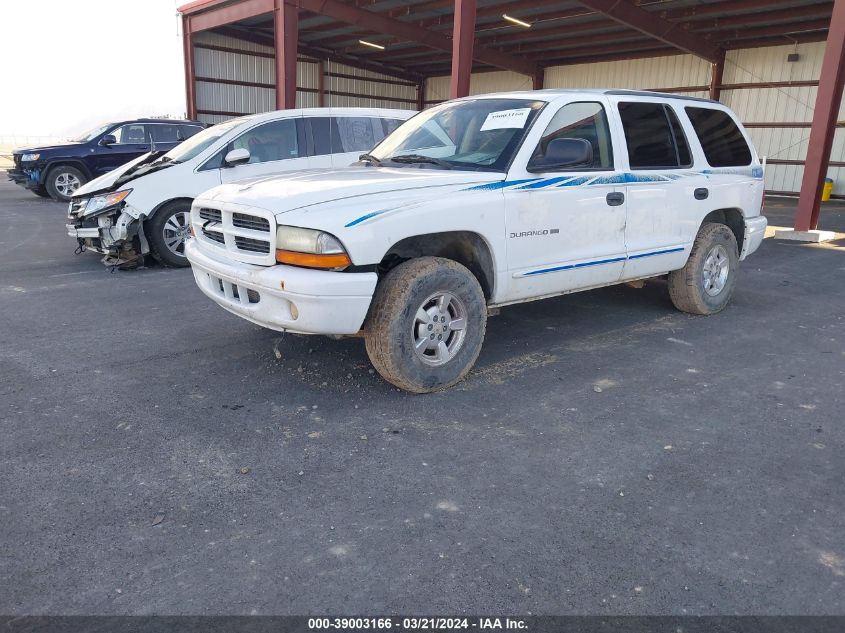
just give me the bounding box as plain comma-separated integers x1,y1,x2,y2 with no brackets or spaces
1,179,843,615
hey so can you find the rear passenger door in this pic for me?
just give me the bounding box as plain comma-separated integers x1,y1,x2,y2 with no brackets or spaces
616,101,707,280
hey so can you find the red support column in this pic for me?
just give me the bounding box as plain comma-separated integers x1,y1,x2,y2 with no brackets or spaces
417,78,427,111
533,68,544,91
182,15,197,120
317,60,325,107
450,0,477,99
795,0,845,231
274,0,299,110
709,49,725,102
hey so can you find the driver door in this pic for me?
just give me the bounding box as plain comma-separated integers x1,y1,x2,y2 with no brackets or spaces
219,116,310,183
504,101,627,302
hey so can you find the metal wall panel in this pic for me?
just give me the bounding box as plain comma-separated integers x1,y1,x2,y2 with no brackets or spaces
544,54,711,92
323,61,417,110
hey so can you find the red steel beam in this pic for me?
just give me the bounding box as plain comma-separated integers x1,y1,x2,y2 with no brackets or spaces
275,0,299,109
182,15,198,119
795,0,845,231
450,0,477,98
188,0,274,32
574,0,722,62
710,49,725,101
290,0,536,76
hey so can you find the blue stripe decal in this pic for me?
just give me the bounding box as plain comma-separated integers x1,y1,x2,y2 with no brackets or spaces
520,247,685,277
464,178,541,191
516,176,577,189
344,210,386,227
556,176,592,187
628,247,685,260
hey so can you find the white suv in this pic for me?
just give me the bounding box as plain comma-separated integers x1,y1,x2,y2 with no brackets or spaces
67,108,413,268
185,90,768,393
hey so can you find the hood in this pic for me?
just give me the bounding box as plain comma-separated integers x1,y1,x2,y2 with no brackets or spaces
13,141,76,154
73,152,161,197
204,167,501,215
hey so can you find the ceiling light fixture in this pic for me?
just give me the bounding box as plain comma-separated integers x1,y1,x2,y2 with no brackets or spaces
503,14,531,28
359,39,385,50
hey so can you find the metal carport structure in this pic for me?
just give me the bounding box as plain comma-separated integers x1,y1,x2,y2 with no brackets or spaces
177,0,845,234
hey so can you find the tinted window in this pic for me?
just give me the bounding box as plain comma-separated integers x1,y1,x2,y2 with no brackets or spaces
112,124,148,144
333,117,386,153
686,107,752,167
309,117,333,156
230,118,300,164
149,124,181,143
383,118,406,136
530,102,613,170
618,102,691,169
180,124,203,140
665,106,692,167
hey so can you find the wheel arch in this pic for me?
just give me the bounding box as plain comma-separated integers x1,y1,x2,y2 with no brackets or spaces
702,208,745,253
42,160,92,184
378,231,496,301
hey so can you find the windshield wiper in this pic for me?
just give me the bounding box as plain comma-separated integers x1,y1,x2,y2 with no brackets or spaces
388,154,453,169
358,153,382,166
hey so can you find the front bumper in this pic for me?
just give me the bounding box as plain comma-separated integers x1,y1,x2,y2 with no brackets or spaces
8,166,41,188
741,215,768,260
185,239,378,336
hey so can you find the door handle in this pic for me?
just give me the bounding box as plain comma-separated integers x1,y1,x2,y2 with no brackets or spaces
694,188,709,200
606,192,625,207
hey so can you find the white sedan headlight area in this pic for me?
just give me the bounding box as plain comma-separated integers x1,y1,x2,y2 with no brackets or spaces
84,189,132,216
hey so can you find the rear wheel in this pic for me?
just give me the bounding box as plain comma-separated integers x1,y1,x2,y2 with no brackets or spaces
669,222,739,315
45,166,87,202
146,201,193,267
33,186,51,198
365,257,487,393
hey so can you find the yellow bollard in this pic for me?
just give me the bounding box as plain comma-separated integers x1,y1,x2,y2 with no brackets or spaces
822,178,834,202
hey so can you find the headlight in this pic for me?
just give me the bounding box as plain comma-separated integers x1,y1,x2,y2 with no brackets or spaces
275,225,350,268
21,153,40,162
84,189,132,215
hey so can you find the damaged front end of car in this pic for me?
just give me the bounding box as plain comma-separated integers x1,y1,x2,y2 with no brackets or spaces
66,189,150,268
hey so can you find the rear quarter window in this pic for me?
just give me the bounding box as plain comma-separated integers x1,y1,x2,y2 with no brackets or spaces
685,107,752,167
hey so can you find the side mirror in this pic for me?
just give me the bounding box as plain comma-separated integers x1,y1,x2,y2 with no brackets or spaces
99,134,117,147
224,148,251,166
529,138,593,172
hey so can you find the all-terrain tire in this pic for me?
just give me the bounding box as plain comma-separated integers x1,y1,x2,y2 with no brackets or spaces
365,257,487,393
669,222,739,315
33,186,51,198
146,200,193,268
45,165,87,202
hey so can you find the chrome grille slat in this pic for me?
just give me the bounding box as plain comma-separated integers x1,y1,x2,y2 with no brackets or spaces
192,204,276,263
199,208,222,223
203,229,225,244
234,236,271,254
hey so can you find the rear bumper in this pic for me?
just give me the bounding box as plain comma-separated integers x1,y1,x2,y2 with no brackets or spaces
185,239,377,336
741,215,768,260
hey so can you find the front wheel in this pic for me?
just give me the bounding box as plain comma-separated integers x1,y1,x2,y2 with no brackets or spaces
365,257,487,393
669,222,739,315
146,201,193,267
45,166,87,202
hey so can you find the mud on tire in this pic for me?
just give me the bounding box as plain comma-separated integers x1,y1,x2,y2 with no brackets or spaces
668,222,739,316
364,256,487,393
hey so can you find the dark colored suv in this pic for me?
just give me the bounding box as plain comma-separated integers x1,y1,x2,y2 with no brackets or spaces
9,118,204,202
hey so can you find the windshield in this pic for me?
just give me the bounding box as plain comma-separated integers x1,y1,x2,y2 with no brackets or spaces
72,124,113,143
162,117,246,163
370,98,546,171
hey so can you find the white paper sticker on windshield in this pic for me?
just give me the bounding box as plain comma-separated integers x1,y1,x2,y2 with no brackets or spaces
480,108,532,131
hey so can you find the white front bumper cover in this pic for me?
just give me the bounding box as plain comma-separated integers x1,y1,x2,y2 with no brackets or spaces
185,239,377,336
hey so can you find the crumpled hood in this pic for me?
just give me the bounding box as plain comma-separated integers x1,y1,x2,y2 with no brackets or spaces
203,167,500,216
73,152,156,198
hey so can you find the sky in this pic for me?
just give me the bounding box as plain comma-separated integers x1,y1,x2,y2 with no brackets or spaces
1,0,187,139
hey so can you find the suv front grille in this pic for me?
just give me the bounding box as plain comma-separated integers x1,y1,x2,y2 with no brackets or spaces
232,213,270,232
199,208,222,223
192,205,276,263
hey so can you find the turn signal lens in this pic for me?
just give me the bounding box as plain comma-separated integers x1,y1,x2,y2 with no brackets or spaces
275,250,351,269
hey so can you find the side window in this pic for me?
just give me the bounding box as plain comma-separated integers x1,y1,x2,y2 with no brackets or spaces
112,124,148,144
230,118,300,164
149,124,181,143
530,101,613,170
332,117,381,153
618,102,691,169
383,118,406,137
685,107,752,167
308,117,333,157
180,124,203,140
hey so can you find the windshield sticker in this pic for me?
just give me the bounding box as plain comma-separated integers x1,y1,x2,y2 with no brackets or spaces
480,108,532,131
